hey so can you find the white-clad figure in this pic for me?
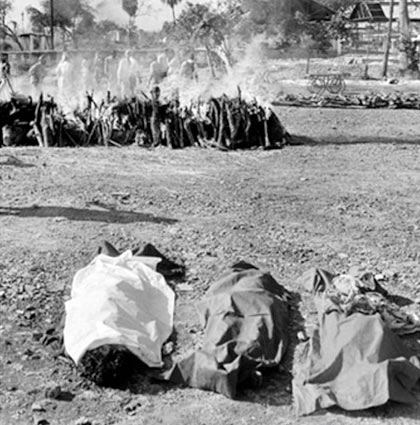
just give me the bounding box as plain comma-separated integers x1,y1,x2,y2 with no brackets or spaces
148,53,169,86
80,58,94,94
56,52,73,100
0,54,12,101
104,51,118,92
117,50,140,97
28,55,46,98
168,52,180,76
180,53,198,81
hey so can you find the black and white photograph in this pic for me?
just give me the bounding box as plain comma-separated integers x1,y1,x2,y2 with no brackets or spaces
1,1,420,424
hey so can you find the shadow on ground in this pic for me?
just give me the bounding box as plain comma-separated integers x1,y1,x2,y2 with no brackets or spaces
0,205,178,224
0,155,35,168
325,401,420,421
290,135,420,146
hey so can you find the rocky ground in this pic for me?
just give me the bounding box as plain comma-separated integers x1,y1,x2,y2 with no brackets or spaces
1,104,420,425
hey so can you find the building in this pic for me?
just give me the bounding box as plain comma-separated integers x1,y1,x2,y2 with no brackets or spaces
19,32,51,51
346,1,420,52
348,2,389,51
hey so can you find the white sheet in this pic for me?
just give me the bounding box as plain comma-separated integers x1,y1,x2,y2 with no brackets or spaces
63,250,175,368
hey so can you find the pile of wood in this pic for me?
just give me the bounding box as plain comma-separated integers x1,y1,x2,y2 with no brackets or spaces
0,90,290,150
273,92,420,109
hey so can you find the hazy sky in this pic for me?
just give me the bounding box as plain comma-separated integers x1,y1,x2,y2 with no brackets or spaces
8,0,196,31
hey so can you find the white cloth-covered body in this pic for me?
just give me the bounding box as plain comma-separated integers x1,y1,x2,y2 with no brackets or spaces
64,251,175,368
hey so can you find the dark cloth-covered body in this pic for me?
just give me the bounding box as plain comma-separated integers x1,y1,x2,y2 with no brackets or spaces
168,262,290,398
293,268,420,415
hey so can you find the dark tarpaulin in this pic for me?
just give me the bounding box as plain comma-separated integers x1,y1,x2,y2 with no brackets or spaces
97,240,185,279
167,262,290,398
293,268,420,415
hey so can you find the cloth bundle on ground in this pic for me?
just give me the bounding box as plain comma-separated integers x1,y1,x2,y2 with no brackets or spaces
167,261,290,398
97,240,185,279
307,269,420,335
293,268,420,415
63,241,179,386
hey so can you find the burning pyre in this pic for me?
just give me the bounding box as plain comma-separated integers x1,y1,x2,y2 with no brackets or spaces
0,88,290,150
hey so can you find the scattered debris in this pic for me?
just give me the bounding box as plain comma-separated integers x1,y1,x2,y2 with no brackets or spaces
74,417,93,425
123,395,149,415
297,331,309,342
44,384,62,400
177,283,194,292
32,416,50,425
162,341,175,356
31,402,46,413
31,399,56,413
273,92,420,110
111,192,131,201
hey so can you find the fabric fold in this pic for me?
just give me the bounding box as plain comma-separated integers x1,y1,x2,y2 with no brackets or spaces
294,268,420,415
167,262,290,398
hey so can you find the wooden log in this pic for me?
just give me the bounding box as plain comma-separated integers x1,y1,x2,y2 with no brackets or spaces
40,106,51,148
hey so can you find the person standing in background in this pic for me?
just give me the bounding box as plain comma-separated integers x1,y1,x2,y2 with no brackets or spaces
0,53,13,100
148,53,169,86
80,57,94,94
168,50,180,76
180,53,198,81
104,51,118,93
1,53,11,80
56,52,73,100
93,52,103,90
29,55,47,98
117,50,140,97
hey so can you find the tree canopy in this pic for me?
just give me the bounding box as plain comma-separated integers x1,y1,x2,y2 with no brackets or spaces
165,0,351,58
0,0,11,19
161,0,183,24
0,0,24,50
317,0,358,11
122,0,138,18
27,0,95,33
27,0,107,48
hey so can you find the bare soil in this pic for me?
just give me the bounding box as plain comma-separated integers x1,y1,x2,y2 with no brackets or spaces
1,105,420,425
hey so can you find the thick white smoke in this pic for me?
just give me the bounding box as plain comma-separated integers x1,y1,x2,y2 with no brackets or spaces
95,0,130,26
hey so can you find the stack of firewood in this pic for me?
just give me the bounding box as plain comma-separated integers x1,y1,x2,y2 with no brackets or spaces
0,90,290,149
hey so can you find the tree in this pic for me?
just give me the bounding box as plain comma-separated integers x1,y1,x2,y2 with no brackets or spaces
0,0,24,50
163,2,240,75
397,0,418,74
317,0,358,11
233,0,343,49
122,0,138,18
382,0,395,77
94,19,125,49
161,0,182,25
0,0,11,25
241,0,294,36
27,0,95,48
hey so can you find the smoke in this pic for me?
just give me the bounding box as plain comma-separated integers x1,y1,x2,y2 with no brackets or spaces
95,0,129,26
157,35,276,105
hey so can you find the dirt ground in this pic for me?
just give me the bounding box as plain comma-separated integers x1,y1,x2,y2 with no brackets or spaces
1,102,420,425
